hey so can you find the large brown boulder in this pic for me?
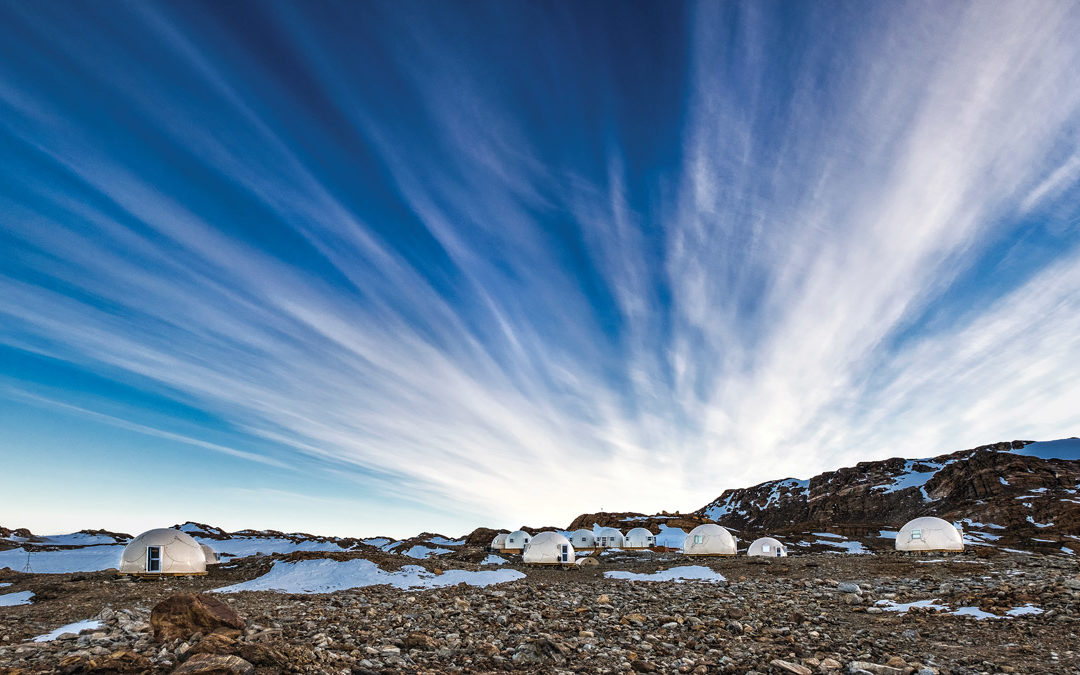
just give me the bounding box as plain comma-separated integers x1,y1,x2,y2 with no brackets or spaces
151,594,245,642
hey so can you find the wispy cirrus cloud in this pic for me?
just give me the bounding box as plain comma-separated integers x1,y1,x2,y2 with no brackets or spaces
0,1,1078,535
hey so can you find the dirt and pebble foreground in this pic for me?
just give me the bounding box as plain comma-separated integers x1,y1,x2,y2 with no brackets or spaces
1,551,1079,674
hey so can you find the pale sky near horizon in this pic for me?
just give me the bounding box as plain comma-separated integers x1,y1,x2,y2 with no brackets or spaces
1,1,1079,538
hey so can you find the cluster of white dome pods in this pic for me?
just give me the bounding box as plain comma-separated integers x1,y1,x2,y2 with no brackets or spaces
117,528,219,576
494,524,788,563
493,514,966,564
122,515,965,578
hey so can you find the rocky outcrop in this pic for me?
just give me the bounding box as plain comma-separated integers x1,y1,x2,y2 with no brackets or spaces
567,512,708,533
151,595,245,642
172,523,229,540
0,527,39,551
463,527,506,548
693,440,1080,546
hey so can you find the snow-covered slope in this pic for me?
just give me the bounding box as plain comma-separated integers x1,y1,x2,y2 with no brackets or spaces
1011,438,1080,461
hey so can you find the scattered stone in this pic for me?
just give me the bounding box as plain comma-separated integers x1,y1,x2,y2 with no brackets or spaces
771,658,813,674
847,662,903,675
57,649,152,673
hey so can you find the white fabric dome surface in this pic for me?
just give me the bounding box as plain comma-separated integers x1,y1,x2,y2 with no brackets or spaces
683,524,737,556
490,533,508,550
199,543,221,565
570,529,596,550
895,517,964,552
523,531,575,565
503,530,532,551
747,537,787,557
595,527,624,548
623,528,656,549
119,528,207,574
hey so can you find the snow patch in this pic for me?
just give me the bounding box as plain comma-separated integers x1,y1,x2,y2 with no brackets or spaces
1025,516,1053,528
193,536,348,559
1011,438,1080,461
213,558,524,594
876,598,948,613
426,537,465,547
872,459,954,498
960,519,1004,530
952,606,999,620
403,545,451,559
654,524,686,548
34,620,102,642
815,539,869,554
39,533,124,546
1006,604,1044,617
875,598,1042,620
481,554,507,565
605,566,726,583
0,591,35,606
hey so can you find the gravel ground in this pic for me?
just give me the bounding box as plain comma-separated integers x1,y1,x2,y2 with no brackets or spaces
1,550,1078,674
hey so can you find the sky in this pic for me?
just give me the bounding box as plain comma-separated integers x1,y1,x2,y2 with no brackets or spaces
1,1,1079,539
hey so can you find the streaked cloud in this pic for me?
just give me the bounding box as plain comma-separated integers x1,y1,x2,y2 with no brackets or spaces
0,1,1078,536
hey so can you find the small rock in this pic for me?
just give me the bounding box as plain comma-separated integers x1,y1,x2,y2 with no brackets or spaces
403,633,435,650
770,659,813,675
847,662,903,675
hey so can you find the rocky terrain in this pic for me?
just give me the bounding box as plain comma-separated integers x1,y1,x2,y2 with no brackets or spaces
2,438,1078,672
2,549,1080,674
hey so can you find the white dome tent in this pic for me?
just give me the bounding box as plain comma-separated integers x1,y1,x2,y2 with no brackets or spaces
747,537,787,557
595,527,624,548
683,524,737,556
570,529,596,551
119,528,207,576
199,543,221,565
895,517,964,552
523,532,575,565
502,530,532,553
623,528,656,549
490,533,508,552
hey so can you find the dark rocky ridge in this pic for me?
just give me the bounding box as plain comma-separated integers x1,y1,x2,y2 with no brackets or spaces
693,440,1080,553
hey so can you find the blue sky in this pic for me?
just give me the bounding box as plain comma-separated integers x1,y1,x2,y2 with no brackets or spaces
1,1,1079,538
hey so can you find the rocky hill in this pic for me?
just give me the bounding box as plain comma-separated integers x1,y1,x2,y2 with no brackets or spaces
566,512,709,533
693,439,1080,552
